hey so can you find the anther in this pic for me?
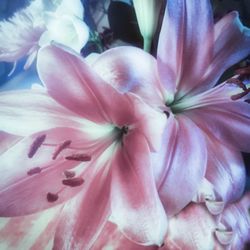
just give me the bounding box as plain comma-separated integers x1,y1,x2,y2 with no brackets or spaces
226,78,247,91
47,192,59,202
28,134,46,158
27,167,42,176
65,154,91,162
235,66,250,76
52,140,72,160
231,90,250,101
64,170,76,179
62,177,84,187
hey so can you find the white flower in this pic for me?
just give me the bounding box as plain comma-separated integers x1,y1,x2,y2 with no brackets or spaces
0,0,89,69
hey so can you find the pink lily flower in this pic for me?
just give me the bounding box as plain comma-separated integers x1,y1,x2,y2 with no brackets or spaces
0,45,168,248
0,0,89,70
1,192,249,249
90,193,250,250
90,0,250,216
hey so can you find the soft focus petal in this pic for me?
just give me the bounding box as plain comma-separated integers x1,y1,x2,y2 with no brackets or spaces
192,12,250,95
0,128,92,216
187,101,250,152
92,46,165,108
164,203,216,250
111,132,167,246
54,0,84,19
92,221,159,250
128,94,167,151
0,132,22,155
164,194,250,250
157,0,213,98
0,206,61,250
0,1,44,63
37,45,134,125
0,89,85,136
204,135,245,205
53,167,111,250
39,14,89,52
153,115,207,216
217,193,250,249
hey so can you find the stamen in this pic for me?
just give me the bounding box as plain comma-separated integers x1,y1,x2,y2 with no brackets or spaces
64,170,76,179
28,134,46,158
62,177,84,187
47,192,59,202
231,90,249,101
27,167,42,176
235,66,250,76
52,140,72,160
226,78,247,91
65,154,91,162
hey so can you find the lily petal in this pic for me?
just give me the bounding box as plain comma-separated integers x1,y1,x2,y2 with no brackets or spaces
157,0,213,98
0,132,22,155
111,132,167,246
37,45,134,125
0,128,91,216
0,206,61,250
92,46,165,108
187,101,250,152
164,203,216,250
0,89,85,136
154,115,207,216
53,166,111,250
205,135,246,205
92,221,159,250
128,93,167,152
193,11,250,95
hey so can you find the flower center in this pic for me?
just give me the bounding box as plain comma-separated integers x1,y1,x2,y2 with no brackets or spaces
114,125,129,145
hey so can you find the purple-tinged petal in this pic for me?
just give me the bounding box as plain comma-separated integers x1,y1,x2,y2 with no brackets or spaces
153,115,207,216
187,100,250,152
92,46,165,109
157,0,213,98
37,45,135,125
53,167,111,250
205,135,246,205
111,132,167,246
217,193,250,249
192,12,250,95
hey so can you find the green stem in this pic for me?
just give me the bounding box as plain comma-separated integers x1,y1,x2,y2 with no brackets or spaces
143,37,152,53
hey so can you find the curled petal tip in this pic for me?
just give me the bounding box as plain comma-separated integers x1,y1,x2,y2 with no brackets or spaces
215,229,234,245
205,200,225,215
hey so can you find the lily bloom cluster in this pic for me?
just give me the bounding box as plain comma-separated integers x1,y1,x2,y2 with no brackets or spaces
0,0,250,250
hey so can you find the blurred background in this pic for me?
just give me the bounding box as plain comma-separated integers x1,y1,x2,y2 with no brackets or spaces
0,0,249,190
